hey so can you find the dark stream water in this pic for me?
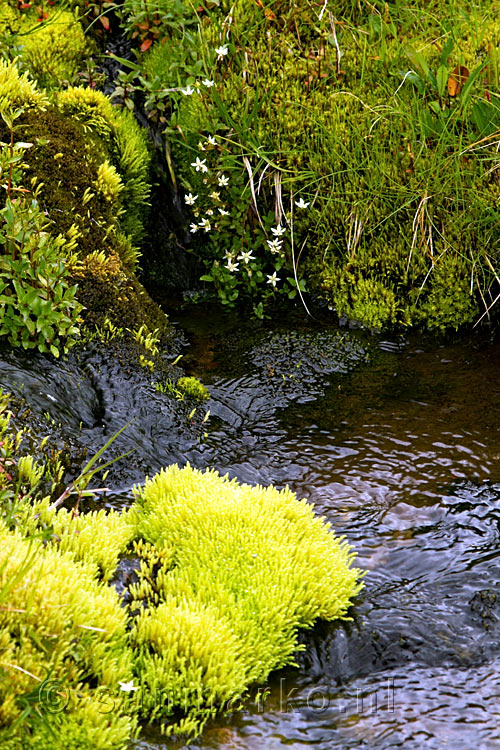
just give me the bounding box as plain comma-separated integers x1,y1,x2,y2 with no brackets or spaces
2,306,500,749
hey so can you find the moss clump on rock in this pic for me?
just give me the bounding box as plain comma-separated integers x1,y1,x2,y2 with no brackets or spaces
0,59,166,346
0,392,363,745
0,525,136,749
129,464,363,737
176,375,210,401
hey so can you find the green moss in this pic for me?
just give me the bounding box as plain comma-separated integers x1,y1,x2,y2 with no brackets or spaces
129,464,363,737
0,2,20,35
0,58,48,113
0,525,135,745
0,390,364,744
57,88,152,245
176,375,210,401
0,68,165,340
19,9,88,86
140,0,500,329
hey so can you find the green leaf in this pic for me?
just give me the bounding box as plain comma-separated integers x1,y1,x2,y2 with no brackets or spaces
436,65,448,98
440,36,454,66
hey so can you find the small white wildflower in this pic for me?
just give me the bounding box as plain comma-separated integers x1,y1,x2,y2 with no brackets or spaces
198,141,206,151
218,207,230,216
295,197,310,209
215,45,228,60
218,174,229,187
223,250,234,260
118,681,138,692
182,86,195,96
209,190,220,200
184,193,197,205
266,238,283,254
225,259,239,272
267,271,280,287
271,223,286,237
191,157,208,173
207,135,217,145
206,208,214,216
203,79,215,87
238,250,255,264
199,218,212,232
189,223,199,233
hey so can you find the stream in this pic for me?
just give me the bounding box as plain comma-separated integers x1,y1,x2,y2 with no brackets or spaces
2,305,500,749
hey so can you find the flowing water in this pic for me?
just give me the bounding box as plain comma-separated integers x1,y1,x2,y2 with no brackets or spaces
2,306,500,749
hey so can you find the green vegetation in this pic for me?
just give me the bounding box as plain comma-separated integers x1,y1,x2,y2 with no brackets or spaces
0,44,163,355
130,464,362,736
116,0,500,329
0,391,362,746
176,375,210,400
2,0,497,344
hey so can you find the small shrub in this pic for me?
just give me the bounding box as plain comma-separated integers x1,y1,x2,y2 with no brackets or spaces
0,197,83,357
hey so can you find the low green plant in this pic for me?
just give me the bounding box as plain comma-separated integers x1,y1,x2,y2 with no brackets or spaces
129,464,363,737
119,0,500,329
176,375,209,401
0,394,364,744
0,524,136,749
0,192,84,357
19,8,88,87
128,323,160,355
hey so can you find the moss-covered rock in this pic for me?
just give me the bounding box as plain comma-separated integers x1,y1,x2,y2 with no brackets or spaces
0,387,363,745
0,525,136,749
0,57,167,346
129,464,363,737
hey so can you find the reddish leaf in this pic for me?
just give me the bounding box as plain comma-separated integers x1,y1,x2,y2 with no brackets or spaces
99,14,110,29
448,65,469,97
140,38,153,52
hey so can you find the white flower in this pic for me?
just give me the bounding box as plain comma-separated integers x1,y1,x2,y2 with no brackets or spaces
225,259,239,272
218,207,230,216
237,250,255,264
191,157,208,173
118,681,138,692
209,190,220,200
217,174,229,187
267,272,280,287
184,193,197,205
189,223,199,233
215,45,228,60
198,141,206,151
199,218,212,232
266,238,283,254
207,135,217,145
203,79,215,87
271,223,286,237
295,197,310,209
182,86,195,96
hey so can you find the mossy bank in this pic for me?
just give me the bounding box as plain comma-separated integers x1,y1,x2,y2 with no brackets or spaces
0,391,363,747
118,0,500,331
